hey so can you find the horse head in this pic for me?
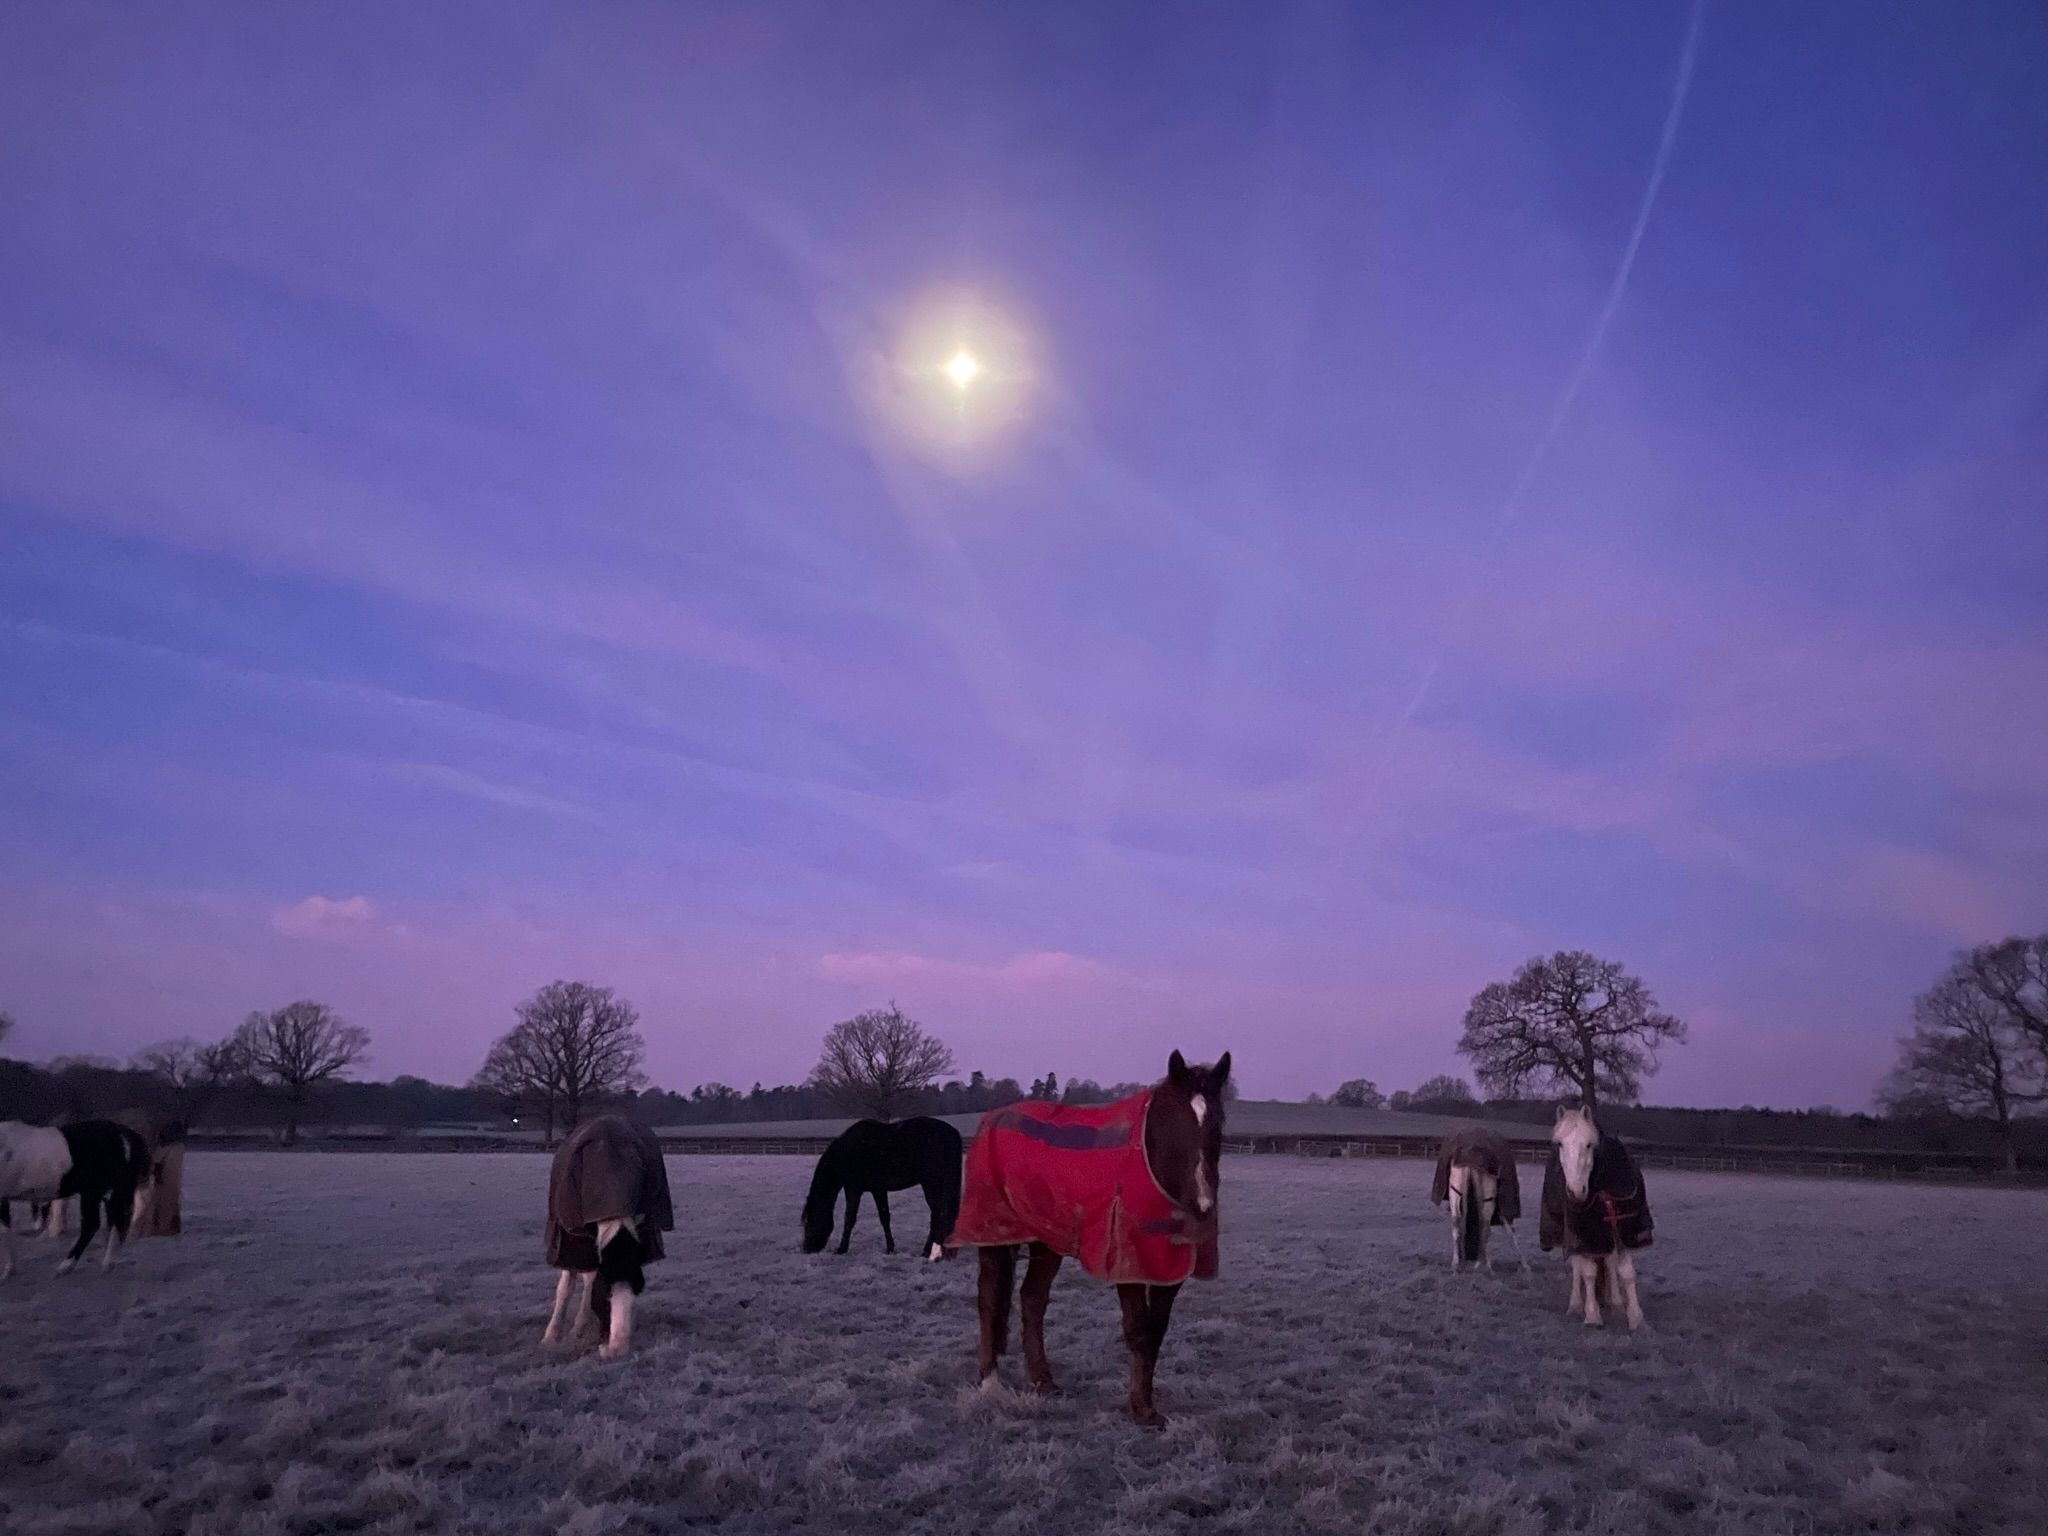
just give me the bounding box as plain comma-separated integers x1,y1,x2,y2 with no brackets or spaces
1552,1103,1599,1201
1146,1050,1231,1220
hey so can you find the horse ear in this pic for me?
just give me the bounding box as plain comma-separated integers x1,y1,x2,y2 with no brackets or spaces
1167,1050,1190,1084
1212,1051,1232,1086
1554,1103,1573,1124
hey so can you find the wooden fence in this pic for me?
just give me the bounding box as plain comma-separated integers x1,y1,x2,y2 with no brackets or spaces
186,1129,2033,1184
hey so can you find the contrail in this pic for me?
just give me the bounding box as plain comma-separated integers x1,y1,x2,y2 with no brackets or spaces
1347,0,1709,827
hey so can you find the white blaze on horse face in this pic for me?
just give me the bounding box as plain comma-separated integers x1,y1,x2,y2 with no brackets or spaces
1553,1109,1597,1200
1190,1094,1208,1127
1194,1157,1214,1216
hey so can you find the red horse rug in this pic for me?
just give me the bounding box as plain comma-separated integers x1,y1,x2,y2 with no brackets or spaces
950,1090,1218,1285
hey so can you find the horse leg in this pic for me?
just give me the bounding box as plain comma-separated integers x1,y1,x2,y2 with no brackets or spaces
61,1193,102,1275
919,1180,946,1260
1506,1220,1531,1273
571,1271,597,1338
1117,1282,1176,1428
977,1245,1017,1385
542,1270,576,1343
1565,1255,1585,1316
1571,1255,1603,1326
1615,1250,1644,1331
603,1287,635,1358
873,1189,895,1254
1019,1243,1063,1394
103,1181,138,1269
1140,1282,1180,1427
1601,1257,1624,1311
1,1205,13,1282
837,1189,863,1255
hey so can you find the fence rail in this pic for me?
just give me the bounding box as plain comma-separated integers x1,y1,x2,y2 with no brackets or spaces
184,1129,2035,1184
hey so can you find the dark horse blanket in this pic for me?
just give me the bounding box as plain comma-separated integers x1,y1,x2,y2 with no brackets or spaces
545,1115,675,1271
951,1090,1218,1285
1539,1135,1653,1256
1429,1128,1523,1226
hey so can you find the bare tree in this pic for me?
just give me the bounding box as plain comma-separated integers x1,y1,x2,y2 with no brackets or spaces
1882,959,2045,1174
0,1010,14,1051
471,1018,562,1143
1411,1074,1477,1106
1957,936,2048,1066
1457,950,1686,1111
514,980,647,1133
1331,1078,1383,1110
234,1001,371,1144
810,1004,956,1120
132,1035,250,1127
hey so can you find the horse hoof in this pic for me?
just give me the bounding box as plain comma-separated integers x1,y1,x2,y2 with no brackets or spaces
1029,1379,1061,1397
56,1261,77,1276
1132,1409,1168,1430
977,1373,1001,1394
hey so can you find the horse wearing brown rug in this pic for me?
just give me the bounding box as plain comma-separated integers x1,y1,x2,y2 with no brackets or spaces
541,1114,675,1358
111,1109,187,1237
1430,1127,1527,1271
1540,1104,1652,1329
949,1049,1229,1428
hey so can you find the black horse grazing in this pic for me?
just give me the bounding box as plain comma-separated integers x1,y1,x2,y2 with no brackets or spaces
0,1119,154,1278
801,1117,963,1259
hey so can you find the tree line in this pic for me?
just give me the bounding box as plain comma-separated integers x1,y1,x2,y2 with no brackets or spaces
3,932,2041,1165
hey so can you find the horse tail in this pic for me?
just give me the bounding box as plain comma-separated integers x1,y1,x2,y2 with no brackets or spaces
800,1144,842,1254
1458,1164,1484,1265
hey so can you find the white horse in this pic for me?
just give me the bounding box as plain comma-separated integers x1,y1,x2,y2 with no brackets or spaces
0,1120,153,1278
1540,1105,1653,1330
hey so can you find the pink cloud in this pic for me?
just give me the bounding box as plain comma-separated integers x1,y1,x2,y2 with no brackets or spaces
1834,844,2036,945
271,893,386,942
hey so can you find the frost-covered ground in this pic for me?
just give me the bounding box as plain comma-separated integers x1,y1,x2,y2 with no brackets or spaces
3,1154,2044,1536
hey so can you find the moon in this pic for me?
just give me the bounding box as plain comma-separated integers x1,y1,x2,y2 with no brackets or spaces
943,348,983,390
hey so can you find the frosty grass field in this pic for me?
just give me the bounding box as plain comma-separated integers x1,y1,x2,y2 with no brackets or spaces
4,1154,2045,1536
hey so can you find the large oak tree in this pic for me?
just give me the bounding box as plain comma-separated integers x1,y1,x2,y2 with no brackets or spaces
1457,950,1686,1111
809,1004,955,1120
234,1001,371,1143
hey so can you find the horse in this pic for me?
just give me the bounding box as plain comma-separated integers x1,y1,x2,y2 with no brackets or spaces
540,1114,676,1358
1430,1127,1528,1271
950,1049,1230,1429
801,1116,963,1260
108,1111,187,1236
0,1119,154,1278
1540,1104,1653,1329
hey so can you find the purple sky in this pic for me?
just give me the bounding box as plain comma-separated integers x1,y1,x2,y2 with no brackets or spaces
3,4,2044,1108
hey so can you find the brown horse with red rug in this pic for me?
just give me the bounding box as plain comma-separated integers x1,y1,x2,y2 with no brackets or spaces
950,1049,1229,1428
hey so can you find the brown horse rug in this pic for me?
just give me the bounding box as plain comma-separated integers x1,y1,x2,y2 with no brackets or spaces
950,1090,1217,1285
1540,1134,1653,1256
112,1108,185,1236
545,1115,675,1271
1429,1127,1523,1225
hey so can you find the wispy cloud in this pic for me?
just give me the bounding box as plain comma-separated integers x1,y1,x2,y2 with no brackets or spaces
271,893,389,942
